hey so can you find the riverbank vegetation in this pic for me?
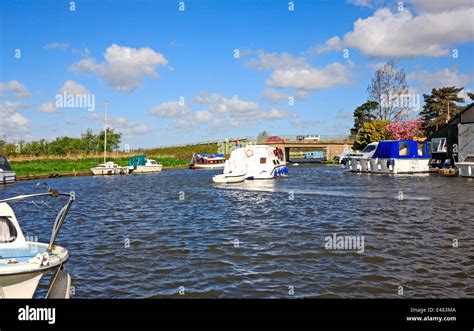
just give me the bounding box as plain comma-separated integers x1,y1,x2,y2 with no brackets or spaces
10,157,189,177
1,126,219,176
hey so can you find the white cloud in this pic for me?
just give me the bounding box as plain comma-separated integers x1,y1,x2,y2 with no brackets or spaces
408,68,473,94
38,80,91,114
0,101,31,139
267,62,351,90
44,42,69,50
149,101,189,118
38,101,60,114
0,80,31,98
319,7,474,58
246,51,307,70
261,89,289,104
160,93,287,129
314,36,343,54
87,113,153,136
245,50,351,93
347,0,373,8
7,112,30,127
406,0,473,13
70,44,168,92
0,101,31,113
59,80,90,95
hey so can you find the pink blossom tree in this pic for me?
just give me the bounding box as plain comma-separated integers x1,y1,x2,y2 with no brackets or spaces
386,119,424,140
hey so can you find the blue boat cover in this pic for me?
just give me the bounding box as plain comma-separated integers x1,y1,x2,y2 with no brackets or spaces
372,140,430,159
198,153,224,158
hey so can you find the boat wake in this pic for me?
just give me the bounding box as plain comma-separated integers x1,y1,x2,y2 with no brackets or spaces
215,182,432,201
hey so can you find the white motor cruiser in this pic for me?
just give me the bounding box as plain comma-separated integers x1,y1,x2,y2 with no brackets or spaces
0,190,74,298
91,161,123,175
213,145,288,183
133,159,163,173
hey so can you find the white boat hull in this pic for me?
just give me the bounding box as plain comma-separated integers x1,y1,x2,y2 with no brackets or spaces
134,164,163,173
0,171,16,184
369,158,430,174
0,272,43,299
91,168,120,175
191,164,225,170
212,174,245,183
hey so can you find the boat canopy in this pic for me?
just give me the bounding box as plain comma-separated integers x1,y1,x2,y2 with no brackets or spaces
128,154,148,168
0,155,13,171
372,140,430,159
194,153,224,158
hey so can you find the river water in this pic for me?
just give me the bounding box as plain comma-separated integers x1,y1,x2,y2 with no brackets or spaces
1,165,473,298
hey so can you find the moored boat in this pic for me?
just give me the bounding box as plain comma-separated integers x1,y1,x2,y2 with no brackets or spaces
0,190,74,298
91,161,123,175
0,155,16,184
128,154,162,173
189,153,226,169
368,140,431,174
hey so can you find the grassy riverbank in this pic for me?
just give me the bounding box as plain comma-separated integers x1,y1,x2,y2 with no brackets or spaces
10,157,189,177
8,143,220,178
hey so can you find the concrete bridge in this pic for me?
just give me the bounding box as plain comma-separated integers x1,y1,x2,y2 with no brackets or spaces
258,136,354,162
265,138,354,162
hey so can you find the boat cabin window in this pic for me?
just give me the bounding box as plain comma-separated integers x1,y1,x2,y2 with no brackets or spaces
0,156,13,171
417,142,426,156
150,160,157,165
399,142,409,156
0,217,17,243
260,157,266,164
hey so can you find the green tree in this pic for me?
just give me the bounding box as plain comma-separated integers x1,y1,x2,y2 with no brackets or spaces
96,128,121,152
367,60,409,121
354,120,391,150
351,101,378,136
419,86,464,137
81,129,99,153
256,130,269,143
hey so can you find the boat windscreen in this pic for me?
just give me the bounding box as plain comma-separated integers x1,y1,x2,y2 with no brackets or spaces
0,156,13,171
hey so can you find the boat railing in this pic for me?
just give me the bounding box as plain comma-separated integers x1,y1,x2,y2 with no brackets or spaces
0,190,75,252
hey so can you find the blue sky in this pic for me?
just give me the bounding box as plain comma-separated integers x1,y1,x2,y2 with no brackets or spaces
1,0,473,149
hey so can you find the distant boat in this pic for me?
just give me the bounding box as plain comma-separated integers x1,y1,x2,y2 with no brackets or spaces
189,153,226,169
128,154,162,173
91,101,127,175
213,145,288,183
91,161,123,175
0,155,16,184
